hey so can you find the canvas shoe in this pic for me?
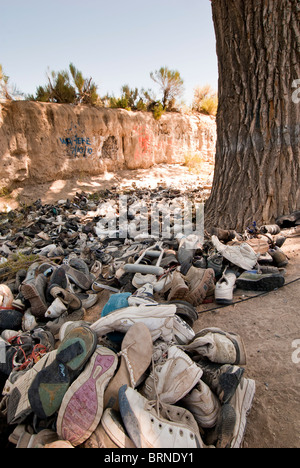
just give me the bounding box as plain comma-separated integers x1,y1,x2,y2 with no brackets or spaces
199,362,245,405
184,266,215,306
90,304,177,343
28,326,97,419
56,346,118,446
210,377,256,448
103,323,153,410
181,379,221,428
215,269,237,305
140,345,203,405
119,385,204,448
236,271,285,292
181,327,247,365
212,235,259,271
100,408,136,448
128,283,158,306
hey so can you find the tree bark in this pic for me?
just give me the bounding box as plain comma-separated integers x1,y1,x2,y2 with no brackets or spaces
205,0,300,231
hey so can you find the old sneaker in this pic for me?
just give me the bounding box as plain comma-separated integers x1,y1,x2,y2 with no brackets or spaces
210,377,256,448
140,345,202,404
181,379,221,428
119,385,203,448
181,327,247,365
215,269,237,305
57,346,118,446
90,304,177,343
212,235,259,271
199,362,245,405
128,283,158,306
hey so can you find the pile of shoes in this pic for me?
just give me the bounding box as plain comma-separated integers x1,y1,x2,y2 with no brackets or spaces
0,191,296,448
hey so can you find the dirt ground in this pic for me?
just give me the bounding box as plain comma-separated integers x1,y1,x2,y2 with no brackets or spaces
1,162,299,449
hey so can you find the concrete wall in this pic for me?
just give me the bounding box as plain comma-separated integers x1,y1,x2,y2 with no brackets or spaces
0,101,216,188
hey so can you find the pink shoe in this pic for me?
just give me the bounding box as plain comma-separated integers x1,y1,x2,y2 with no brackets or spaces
56,346,118,446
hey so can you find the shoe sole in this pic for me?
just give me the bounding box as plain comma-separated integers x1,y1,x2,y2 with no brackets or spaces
57,346,117,446
28,326,97,419
21,284,48,316
236,275,285,292
230,378,256,448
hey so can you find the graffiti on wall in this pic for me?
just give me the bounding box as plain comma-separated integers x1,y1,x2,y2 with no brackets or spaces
59,135,93,157
59,123,94,158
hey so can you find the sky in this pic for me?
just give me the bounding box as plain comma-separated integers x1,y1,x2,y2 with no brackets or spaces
0,0,218,106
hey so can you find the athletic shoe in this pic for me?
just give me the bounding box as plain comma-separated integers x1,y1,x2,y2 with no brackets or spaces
215,269,237,304
128,283,158,306
140,345,202,404
181,379,221,428
198,362,245,405
212,235,259,271
211,378,256,448
90,304,177,343
56,346,118,446
167,270,189,301
181,327,247,365
173,315,195,344
119,385,203,448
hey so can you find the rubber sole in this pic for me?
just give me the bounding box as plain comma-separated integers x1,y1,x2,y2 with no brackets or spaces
236,274,285,292
57,346,117,446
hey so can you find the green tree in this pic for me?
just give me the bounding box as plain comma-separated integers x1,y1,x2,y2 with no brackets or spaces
150,66,184,110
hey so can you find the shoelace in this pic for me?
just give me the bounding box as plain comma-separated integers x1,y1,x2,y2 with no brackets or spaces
12,344,48,371
117,342,137,388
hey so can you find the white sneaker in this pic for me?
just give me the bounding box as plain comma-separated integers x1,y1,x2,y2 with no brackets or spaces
119,385,204,448
182,380,221,428
215,269,237,305
132,273,157,289
141,345,203,404
128,283,158,306
212,235,259,271
90,304,177,343
173,315,195,344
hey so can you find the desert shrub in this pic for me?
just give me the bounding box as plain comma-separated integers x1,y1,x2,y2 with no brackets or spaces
192,85,218,116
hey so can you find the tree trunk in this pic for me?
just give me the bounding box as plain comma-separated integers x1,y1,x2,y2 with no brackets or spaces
205,0,300,231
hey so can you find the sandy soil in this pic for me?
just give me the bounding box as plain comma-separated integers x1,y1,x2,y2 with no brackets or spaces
1,161,299,448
